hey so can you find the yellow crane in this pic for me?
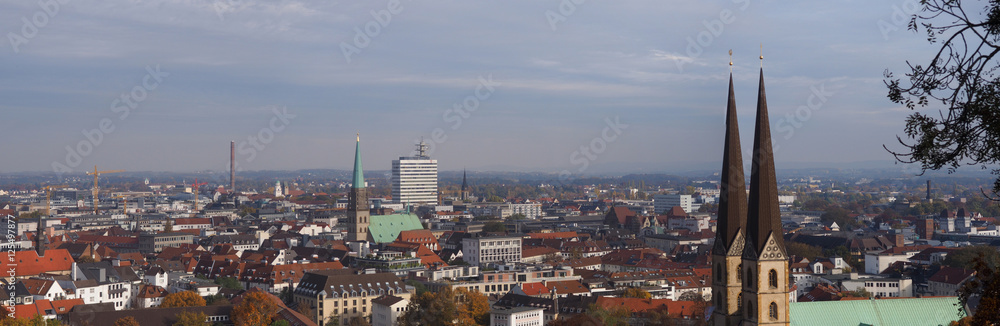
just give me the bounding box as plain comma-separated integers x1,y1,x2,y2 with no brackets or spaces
43,185,68,216
86,165,125,214
191,178,207,217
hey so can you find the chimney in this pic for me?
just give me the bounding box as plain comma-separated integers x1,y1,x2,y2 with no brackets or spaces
230,141,236,191
927,180,932,200
894,234,904,248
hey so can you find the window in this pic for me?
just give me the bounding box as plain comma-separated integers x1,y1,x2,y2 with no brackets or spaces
716,263,722,282
747,300,755,319
769,269,778,289
736,293,742,312
768,302,778,320
737,264,742,282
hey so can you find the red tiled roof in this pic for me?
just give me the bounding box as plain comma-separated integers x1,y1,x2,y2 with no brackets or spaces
522,247,560,258
174,218,212,225
2,250,74,277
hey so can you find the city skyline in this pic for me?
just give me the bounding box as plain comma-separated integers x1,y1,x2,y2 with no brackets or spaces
1,1,936,175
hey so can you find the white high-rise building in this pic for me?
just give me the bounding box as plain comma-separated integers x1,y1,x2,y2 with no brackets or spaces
392,141,438,205
654,194,693,214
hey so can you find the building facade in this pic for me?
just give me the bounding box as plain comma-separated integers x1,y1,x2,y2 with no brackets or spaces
461,236,523,266
490,306,544,326
654,194,692,214
292,270,411,326
391,141,438,205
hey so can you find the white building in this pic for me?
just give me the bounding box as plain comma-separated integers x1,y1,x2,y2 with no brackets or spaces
510,203,543,219
372,295,409,326
864,246,926,275
462,236,522,266
490,306,544,326
391,141,438,205
654,194,692,214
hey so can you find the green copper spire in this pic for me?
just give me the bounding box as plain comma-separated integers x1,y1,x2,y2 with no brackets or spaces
352,134,365,189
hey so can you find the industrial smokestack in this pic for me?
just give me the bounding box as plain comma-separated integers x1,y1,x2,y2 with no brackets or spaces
927,180,931,200
230,141,236,192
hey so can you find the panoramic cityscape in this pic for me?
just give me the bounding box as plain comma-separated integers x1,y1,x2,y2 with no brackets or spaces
3,1,1000,326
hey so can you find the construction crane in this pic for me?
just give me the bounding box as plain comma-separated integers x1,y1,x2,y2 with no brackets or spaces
43,185,68,216
86,165,125,214
191,178,207,217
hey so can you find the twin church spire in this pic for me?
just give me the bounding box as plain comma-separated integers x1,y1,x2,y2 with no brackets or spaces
712,54,789,326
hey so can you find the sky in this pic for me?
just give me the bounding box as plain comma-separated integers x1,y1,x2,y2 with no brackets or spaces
0,0,944,176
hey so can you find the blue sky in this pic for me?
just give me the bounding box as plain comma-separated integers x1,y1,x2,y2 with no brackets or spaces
0,0,939,175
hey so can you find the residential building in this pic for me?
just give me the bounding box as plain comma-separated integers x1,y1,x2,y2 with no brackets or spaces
490,306,544,326
372,295,408,326
927,267,975,297
391,141,438,205
462,236,522,266
293,270,411,326
139,233,195,253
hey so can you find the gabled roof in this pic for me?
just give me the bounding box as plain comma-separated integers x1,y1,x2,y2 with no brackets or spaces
2,249,74,277
928,266,975,285
368,214,423,244
21,279,58,296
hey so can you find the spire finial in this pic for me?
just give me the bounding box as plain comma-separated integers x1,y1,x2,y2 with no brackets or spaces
356,132,360,142
729,49,733,72
759,43,764,68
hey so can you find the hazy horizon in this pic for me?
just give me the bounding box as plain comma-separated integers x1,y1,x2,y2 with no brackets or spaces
0,1,945,176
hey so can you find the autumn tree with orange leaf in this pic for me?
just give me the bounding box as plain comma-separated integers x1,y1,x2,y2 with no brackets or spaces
232,290,280,326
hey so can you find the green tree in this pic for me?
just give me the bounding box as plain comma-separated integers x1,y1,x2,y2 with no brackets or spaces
944,245,1000,270
785,242,823,261
586,303,630,326
506,213,526,221
958,253,1000,324
483,222,506,233
884,0,1000,198
215,277,243,290
404,280,428,296
820,207,857,229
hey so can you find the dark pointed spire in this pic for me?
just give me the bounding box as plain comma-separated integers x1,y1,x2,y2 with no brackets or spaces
745,68,784,254
35,217,46,257
462,169,468,192
715,73,748,255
